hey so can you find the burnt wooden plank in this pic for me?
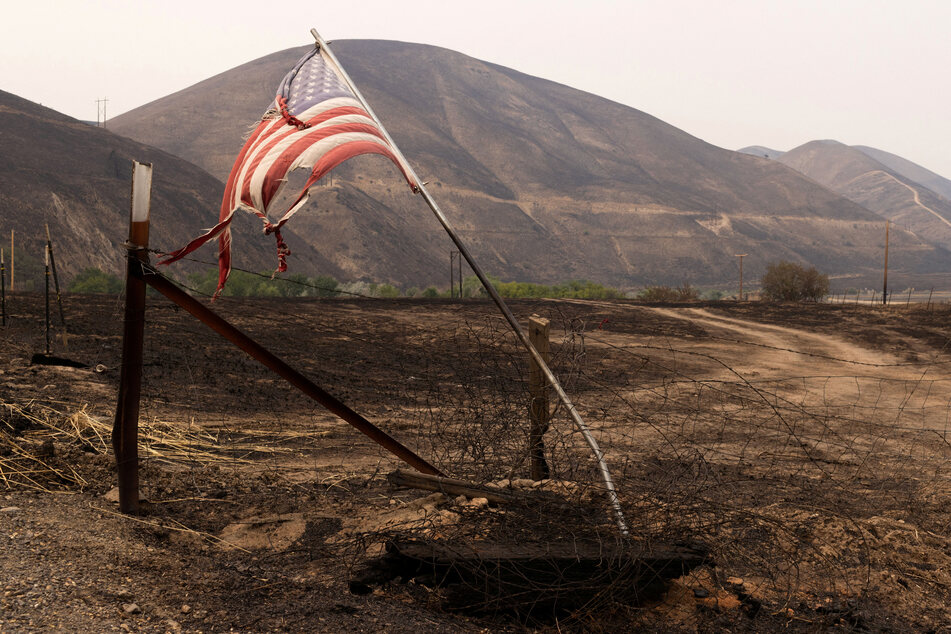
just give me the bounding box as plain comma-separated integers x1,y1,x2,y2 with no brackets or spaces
351,538,708,621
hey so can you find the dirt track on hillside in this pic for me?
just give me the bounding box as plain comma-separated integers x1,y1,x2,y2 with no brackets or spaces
3,293,951,631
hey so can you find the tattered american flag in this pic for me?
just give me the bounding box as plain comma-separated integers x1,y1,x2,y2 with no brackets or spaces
160,44,418,295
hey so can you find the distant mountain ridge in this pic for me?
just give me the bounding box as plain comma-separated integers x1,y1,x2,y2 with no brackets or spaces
103,40,951,290
737,145,785,159
0,88,340,288
775,140,951,247
853,145,951,202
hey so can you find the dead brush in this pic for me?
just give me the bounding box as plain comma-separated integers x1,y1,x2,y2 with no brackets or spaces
0,399,317,492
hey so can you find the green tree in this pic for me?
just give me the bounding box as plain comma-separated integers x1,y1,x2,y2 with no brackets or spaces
312,275,340,298
461,274,501,298
68,268,123,294
637,284,698,301
374,283,400,298
760,261,829,301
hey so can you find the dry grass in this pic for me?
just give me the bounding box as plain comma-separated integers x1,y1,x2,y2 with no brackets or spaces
0,400,319,493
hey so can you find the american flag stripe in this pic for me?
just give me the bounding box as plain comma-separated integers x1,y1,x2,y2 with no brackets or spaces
260,138,407,234
253,125,390,209
160,45,418,296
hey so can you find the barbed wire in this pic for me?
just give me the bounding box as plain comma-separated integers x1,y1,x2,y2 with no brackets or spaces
143,248,383,300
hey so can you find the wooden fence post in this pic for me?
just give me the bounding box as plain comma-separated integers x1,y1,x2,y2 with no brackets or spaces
1,248,5,327
45,224,68,349
112,160,152,514
528,315,550,481
44,246,50,355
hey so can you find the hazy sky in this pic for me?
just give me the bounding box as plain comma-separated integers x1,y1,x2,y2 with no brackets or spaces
4,0,950,178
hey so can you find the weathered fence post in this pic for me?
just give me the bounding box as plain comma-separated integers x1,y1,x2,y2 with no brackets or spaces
528,315,551,481
44,246,50,355
45,224,68,349
112,160,152,514
1,248,5,327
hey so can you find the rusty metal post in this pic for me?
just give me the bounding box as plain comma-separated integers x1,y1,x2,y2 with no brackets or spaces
112,161,152,514
139,267,443,477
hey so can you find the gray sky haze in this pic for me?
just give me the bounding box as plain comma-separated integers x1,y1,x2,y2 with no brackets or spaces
4,0,949,178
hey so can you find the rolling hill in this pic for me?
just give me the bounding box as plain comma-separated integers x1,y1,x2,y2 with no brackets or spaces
854,145,951,202
737,146,785,159
0,89,340,291
98,40,951,290
777,140,951,247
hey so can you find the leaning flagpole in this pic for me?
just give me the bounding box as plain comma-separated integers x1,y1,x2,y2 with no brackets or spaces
310,29,628,533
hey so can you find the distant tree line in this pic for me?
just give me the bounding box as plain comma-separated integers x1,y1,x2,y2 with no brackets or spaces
62,263,830,302
636,283,700,301
63,267,631,300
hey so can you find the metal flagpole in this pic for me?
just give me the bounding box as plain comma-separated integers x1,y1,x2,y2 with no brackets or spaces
311,29,628,533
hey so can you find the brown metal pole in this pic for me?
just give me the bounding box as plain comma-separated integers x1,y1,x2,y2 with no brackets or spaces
112,161,152,514
139,267,443,477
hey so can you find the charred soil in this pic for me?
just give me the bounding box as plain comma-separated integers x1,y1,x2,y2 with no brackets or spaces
2,293,951,631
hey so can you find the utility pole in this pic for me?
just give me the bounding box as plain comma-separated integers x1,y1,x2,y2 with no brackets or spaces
96,97,109,128
450,250,463,298
9,230,13,291
735,254,748,301
882,221,889,306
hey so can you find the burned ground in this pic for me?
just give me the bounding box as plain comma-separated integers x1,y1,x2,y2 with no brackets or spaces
3,292,951,631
